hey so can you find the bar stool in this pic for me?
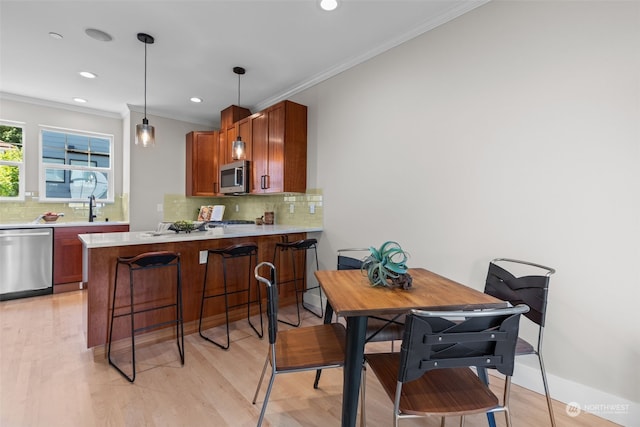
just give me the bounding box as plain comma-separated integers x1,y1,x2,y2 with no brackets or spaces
272,237,322,327
199,243,263,350
107,251,184,383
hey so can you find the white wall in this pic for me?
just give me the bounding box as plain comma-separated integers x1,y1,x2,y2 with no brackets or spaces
128,110,210,231
293,0,639,423
0,98,123,195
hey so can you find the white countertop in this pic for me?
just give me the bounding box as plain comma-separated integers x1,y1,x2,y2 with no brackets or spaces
78,224,322,248
0,221,128,229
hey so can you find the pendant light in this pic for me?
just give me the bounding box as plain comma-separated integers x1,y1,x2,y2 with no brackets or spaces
135,33,155,147
231,66,246,160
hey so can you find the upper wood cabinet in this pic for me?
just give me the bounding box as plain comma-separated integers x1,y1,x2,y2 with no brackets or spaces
186,130,219,196
250,100,307,194
220,105,251,165
186,101,306,196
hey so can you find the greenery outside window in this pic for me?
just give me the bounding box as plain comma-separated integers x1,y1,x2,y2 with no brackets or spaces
0,122,25,200
39,127,114,202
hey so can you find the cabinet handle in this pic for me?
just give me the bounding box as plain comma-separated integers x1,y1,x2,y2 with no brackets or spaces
261,175,266,190
264,175,270,190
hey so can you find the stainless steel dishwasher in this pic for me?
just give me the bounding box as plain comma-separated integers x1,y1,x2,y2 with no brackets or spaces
0,227,53,300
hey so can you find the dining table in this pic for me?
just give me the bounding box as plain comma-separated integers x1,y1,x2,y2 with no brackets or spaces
315,267,507,427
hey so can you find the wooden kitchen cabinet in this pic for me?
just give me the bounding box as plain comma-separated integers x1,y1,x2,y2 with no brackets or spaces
220,105,251,165
53,224,129,292
186,130,219,196
250,100,307,194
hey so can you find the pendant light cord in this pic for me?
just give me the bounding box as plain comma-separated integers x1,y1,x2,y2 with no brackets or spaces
144,41,148,119
237,72,241,106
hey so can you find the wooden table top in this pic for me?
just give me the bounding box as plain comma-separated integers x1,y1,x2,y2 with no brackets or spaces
315,268,505,317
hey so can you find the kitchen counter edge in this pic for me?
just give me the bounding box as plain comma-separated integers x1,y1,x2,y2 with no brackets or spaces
79,225,323,249
0,221,129,229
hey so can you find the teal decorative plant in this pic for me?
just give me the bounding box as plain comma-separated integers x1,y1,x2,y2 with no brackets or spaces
361,241,413,290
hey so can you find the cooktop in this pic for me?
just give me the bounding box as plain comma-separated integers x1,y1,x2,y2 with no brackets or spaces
206,220,255,226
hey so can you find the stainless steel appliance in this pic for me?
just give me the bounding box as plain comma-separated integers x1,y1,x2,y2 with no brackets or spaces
219,160,249,194
0,228,53,300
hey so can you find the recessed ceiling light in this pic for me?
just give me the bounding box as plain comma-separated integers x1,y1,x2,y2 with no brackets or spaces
320,0,338,11
85,28,113,42
73,98,87,103
79,71,97,79
190,97,203,103
49,32,63,40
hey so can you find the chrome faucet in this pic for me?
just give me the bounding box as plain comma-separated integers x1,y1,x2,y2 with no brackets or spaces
88,195,96,222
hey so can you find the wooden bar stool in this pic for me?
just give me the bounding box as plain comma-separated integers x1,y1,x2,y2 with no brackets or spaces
198,243,263,350
272,238,322,327
107,251,184,383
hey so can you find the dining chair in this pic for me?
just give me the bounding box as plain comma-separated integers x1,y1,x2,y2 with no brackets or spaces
337,248,406,344
361,304,530,427
252,262,347,427
484,258,557,426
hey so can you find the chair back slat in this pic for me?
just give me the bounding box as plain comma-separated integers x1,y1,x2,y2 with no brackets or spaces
398,305,528,383
337,248,369,270
485,261,550,326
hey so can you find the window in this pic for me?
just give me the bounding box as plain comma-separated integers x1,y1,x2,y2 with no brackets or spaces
0,122,25,200
39,127,114,202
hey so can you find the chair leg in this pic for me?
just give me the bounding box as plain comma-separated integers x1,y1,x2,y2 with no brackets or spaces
537,353,556,427
503,376,513,427
360,365,367,427
275,248,302,327
199,258,232,349
300,247,323,319
255,362,276,427
108,262,136,382
175,266,185,364
253,355,270,404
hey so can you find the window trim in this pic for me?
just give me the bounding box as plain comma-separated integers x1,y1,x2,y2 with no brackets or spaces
0,120,26,201
38,125,115,203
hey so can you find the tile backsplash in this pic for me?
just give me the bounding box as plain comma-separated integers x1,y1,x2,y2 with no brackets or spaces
0,190,321,228
0,193,129,224
164,189,323,227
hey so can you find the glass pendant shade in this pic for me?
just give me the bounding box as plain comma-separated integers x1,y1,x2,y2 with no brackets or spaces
135,118,155,147
136,33,155,148
232,136,246,160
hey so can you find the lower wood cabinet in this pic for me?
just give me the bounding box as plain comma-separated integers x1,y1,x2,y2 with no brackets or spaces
53,225,129,292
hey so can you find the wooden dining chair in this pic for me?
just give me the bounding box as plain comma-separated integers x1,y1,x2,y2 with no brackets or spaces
484,258,557,426
252,262,347,427
360,304,530,427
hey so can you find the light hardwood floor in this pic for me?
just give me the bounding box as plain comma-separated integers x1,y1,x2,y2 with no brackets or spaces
1,290,617,427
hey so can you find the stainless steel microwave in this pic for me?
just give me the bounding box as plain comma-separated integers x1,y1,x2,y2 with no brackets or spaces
219,160,249,194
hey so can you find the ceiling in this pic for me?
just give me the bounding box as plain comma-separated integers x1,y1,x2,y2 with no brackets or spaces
0,0,486,127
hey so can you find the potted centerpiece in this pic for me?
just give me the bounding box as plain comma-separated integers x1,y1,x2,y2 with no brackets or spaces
361,241,413,290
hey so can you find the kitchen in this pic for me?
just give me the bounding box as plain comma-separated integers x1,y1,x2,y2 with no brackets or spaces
1,1,638,426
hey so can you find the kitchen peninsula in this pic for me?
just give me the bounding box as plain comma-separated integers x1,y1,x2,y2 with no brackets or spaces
79,224,321,348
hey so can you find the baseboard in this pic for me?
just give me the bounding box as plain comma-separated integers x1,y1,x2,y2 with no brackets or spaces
511,361,637,426
303,292,637,426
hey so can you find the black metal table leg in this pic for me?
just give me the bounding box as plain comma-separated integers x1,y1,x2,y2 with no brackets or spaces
477,367,497,427
342,316,367,427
